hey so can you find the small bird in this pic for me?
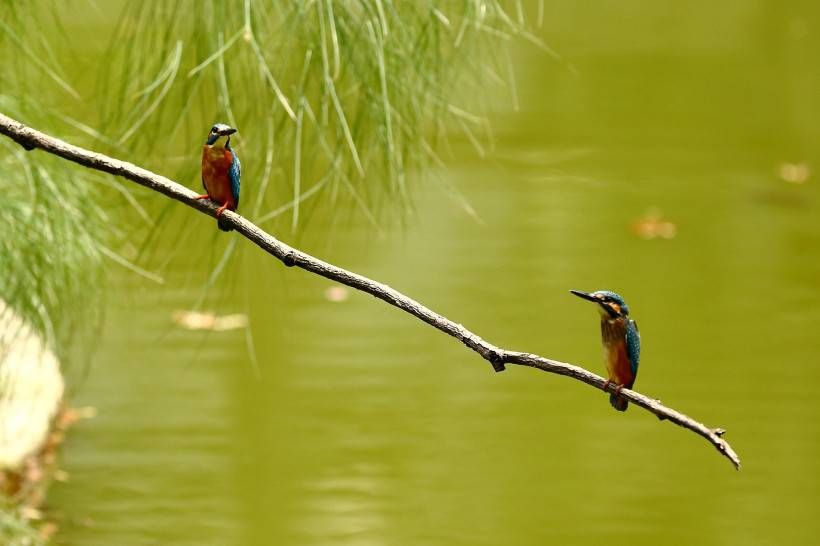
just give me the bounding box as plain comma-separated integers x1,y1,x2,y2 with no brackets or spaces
570,290,641,411
198,123,241,231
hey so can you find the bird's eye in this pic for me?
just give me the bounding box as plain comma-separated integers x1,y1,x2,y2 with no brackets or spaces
211,126,218,132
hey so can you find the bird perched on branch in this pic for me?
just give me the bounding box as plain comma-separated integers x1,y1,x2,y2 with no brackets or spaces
198,123,241,231
570,290,640,411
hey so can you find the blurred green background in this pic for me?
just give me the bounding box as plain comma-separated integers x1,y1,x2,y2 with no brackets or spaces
2,1,820,545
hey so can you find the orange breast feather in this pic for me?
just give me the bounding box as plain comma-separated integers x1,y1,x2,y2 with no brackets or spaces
606,342,635,388
201,146,235,208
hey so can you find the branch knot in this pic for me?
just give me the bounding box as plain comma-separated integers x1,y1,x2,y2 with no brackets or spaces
282,251,296,267
488,349,506,373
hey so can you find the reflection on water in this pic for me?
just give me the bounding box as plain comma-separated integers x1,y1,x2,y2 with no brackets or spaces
52,2,820,545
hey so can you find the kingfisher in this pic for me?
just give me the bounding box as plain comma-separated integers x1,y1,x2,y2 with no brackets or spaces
570,290,641,412
198,123,241,231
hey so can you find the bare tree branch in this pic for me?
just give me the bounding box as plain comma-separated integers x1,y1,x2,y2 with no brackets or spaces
0,112,741,469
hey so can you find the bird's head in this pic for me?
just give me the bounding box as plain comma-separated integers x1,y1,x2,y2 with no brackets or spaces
570,289,630,318
206,123,237,146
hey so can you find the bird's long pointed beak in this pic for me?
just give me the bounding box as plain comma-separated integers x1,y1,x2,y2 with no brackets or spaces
570,289,598,303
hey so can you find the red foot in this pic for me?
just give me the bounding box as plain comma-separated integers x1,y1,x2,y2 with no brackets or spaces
195,194,210,200
215,202,230,217
602,380,611,392
614,384,624,396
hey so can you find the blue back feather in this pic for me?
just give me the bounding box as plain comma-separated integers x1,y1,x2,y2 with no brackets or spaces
227,146,241,206
626,319,640,377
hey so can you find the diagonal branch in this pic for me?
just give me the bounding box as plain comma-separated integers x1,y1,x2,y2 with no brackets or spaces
0,112,741,469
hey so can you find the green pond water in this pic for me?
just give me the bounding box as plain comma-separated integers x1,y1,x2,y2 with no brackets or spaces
45,3,820,545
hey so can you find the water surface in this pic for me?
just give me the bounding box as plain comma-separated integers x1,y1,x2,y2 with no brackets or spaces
53,3,820,545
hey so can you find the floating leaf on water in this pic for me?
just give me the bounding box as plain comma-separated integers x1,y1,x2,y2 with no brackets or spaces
58,406,97,428
20,506,43,520
324,286,349,302
39,522,59,540
778,162,811,184
172,310,248,331
630,208,677,240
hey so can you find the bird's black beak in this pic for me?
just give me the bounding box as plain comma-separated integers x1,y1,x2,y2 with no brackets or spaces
570,290,598,303
219,127,237,136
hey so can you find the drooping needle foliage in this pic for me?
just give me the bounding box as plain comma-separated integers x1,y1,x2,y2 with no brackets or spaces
0,8,106,366
0,0,549,368
98,0,546,231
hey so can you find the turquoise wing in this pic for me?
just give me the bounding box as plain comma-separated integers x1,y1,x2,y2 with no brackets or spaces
626,319,640,378
228,152,241,207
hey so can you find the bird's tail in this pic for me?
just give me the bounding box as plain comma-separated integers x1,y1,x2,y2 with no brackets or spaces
217,216,233,232
609,393,629,412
